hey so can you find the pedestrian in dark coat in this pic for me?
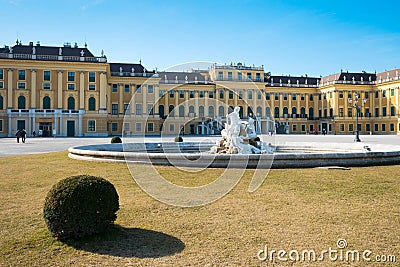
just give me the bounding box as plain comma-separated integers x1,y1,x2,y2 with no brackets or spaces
16,129,21,143
21,129,27,143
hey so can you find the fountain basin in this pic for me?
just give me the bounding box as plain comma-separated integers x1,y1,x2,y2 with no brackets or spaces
68,142,400,168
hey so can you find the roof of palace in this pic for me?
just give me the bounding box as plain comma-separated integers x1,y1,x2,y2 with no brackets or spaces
158,71,209,84
266,75,320,87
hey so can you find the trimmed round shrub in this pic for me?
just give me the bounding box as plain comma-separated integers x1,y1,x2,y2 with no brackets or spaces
111,136,122,143
174,136,183,142
43,175,119,241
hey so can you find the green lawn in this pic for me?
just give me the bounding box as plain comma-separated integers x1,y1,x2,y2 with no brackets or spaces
0,152,398,266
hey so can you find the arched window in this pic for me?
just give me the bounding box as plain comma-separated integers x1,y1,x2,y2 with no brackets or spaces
67,97,75,110
18,96,26,109
0,95,3,110
300,107,306,115
283,107,288,115
292,107,297,115
199,106,204,117
256,106,262,117
169,105,174,116
88,97,96,111
179,105,185,117
189,105,195,114
228,106,234,114
159,105,165,118
266,107,271,117
309,107,314,119
238,106,243,118
274,107,279,118
208,106,214,117
43,96,51,109
218,106,225,117
247,106,253,117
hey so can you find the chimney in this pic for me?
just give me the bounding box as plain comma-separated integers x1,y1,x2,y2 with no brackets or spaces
36,41,40,46
29,41,33,46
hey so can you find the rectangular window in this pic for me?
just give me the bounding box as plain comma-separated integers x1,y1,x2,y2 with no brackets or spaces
292,94,296,100
169,124,174,132
0,81,3,88
248,91,252,99
112,104,118,115
339,108,344,117
218,72,223,80
159,90,165,97
382,107,387,117
375,91,379,98
340,124,345,131
89,84,95,91
258,91,262,100
256,73,261,82
200,91,204,98
136,123,142,132
349,124,354,132
179,90,184,98
148,104,153,115
275,93,279,101
18,82,25,89
239,91,243,99
220,90,224,99
124,104,130,114
169,90,174,98
111,122,118,132
266,93,270,100
148,85,153,93
292,124,297,132
136,85,142,93
375,108,379,117
112,84,118,92
0,120,2,131
89,72,96,82
309,94,313,101
391,88,394,96
339,92,343,98
391,106,395,116
390,123,394,131
283,93,288,100
68,84,75,90
301,95,305,100
88,120,96,131
228,72,232,80
238,73,242,81
374,124,379,131
366,124,370,132
67,72,75,82
247,73,252,80
209,91,214,98
18,70,25,80
0,69,3,79
382,90,386,97
301,124,306,132
382,124,386,131
348,109,352,117
124,122,130,132
329,92,333,98
147,122,154,132
365,92,369,99
124,84,130,93
189,91,194,98
323,93,326,100
43,71,51,81
365,108,370,117
43,83,51,90
136,103,142,115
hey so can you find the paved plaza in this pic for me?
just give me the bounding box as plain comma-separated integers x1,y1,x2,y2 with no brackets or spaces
0,134,399,157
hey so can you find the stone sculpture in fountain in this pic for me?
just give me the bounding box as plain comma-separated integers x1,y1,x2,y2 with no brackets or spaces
210,106,274,154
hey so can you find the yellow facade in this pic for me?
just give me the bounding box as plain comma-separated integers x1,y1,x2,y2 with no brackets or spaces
0,42,399,137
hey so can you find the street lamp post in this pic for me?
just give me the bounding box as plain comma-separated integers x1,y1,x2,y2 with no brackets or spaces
348,94,367,142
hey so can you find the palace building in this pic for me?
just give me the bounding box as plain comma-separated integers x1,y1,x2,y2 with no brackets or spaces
0,41,399,137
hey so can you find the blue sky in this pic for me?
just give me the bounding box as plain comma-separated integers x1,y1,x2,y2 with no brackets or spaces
2,0,400,77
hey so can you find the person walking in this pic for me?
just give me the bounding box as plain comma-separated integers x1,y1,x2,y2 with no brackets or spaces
21,129,27,143
15,129,21,143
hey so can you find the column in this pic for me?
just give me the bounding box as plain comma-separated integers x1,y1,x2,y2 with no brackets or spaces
296,93,300,117
7,69,13,108
99,72,107,111
305,93,309,114
262,91,266,118
279,93,283,117
8,112,12,136
204,91,208,117
396,88,399,115
78,111,83,136
243,89,248,116
174,91,178,116
143,84,147,115
154,84,159,115
334,91,339,116
79,71,85,110
379,90,383,117
253,89,257,116
344,91,348,118
57,71,63,109
386,89,390,116
131,83,136,114
195,90,199,116
233,89,238,107
184,90,189,117
31,70,37,108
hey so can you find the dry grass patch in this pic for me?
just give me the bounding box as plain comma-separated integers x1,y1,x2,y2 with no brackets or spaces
0,152,399,266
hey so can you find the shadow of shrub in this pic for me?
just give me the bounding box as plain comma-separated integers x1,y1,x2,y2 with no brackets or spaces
64,225,185,258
